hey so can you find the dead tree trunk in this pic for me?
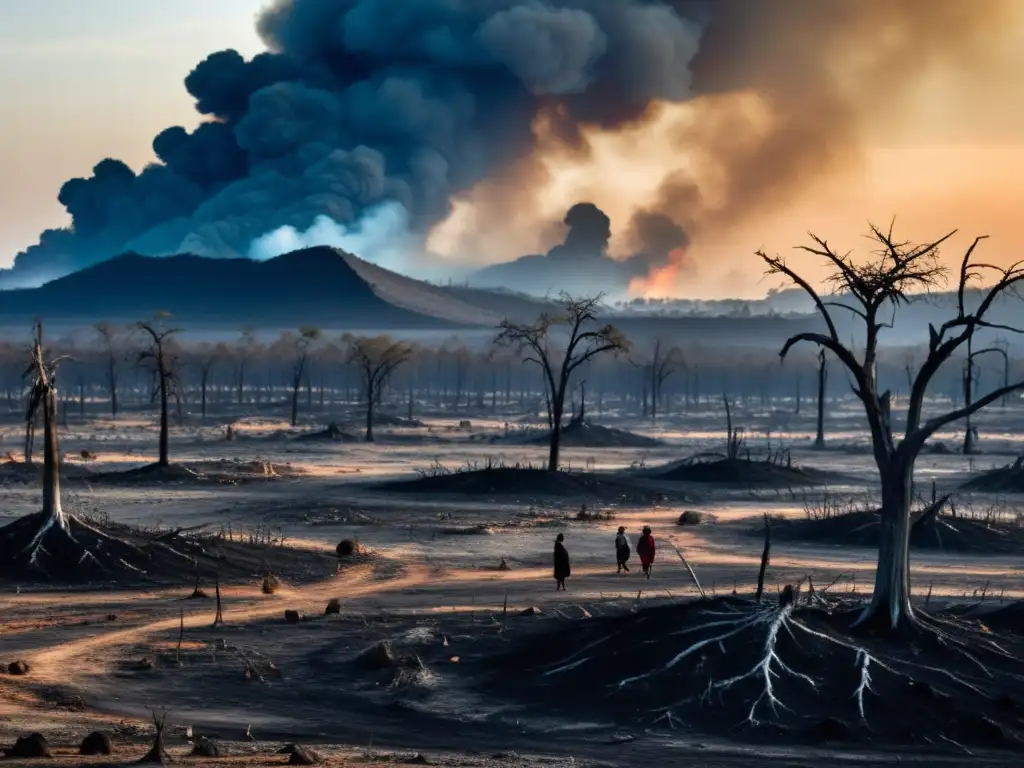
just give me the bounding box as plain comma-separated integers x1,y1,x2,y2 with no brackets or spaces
755,517,771,603
139,711,170,765
236,361,246,405
962,356,977,455
107,355,118,420
155,354,172,466
548,375,568,472
290,375,301,427
858,457,915,630
40,365,65,528
813,350,827,450
364,391,375,442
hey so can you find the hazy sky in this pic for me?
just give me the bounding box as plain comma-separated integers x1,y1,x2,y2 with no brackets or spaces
0,0,266,260
3,0,1024,298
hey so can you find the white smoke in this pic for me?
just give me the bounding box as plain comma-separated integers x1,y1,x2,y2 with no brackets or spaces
248,201,417,272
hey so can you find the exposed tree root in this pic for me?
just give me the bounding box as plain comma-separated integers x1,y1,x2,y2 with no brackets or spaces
0,511,338,585
490,592,1024,748
0,511,185,581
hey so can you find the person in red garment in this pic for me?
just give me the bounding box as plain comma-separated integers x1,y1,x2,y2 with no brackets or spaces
636,525,656,579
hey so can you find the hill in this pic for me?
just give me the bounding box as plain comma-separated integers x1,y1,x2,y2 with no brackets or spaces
0,248,536,330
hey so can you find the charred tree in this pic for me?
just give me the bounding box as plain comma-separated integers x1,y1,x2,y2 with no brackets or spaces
813,349,828,450
234,326,257,405
962,341,1006,454
0,322,180,580
496,294,629,472
630,338,683,423
762,223,1024,632
289,327,320,427
139,710,170,765
194,343,226,421
344,334,414,442
137,315,181,467
29,323,66,528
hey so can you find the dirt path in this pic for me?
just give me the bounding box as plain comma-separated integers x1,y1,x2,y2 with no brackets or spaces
6,561,433,687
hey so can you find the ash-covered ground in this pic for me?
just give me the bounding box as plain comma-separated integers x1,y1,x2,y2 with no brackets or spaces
2,399,1023,767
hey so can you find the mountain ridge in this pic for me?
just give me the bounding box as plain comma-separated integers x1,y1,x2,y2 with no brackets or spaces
0,247,543,330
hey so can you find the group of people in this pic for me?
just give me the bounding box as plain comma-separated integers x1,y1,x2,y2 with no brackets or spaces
552,525,656,591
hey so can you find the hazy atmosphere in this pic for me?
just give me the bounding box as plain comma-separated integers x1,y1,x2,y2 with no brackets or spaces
3,0,1024,297
3,4,1024,768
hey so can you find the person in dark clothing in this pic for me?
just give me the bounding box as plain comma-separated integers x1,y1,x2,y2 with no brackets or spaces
637,525,656,580
553,533,571,591
615,526,631,573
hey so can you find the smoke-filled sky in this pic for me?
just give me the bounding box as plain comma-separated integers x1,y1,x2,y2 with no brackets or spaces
3,0,1024,298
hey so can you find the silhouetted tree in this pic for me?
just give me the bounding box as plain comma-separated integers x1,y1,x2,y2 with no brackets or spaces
344,334,414,441
137,314,181,467
631,337,683,423
193,342,228,420
93,322,127,420
762,224,1024,632
233,326,257,405
496,293,629,472
289,327,320,427
813,349,828,449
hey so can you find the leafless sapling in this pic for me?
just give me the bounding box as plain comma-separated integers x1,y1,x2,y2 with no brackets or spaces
193,342,227,420
137,314,182,468
630,337,683,423
961,337,1008,454
233,326,258,405
495,293,629,472
289,327,321,427
813,349,828,450
343,334,414,441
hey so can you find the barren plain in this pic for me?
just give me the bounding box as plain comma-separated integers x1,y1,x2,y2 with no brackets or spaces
2,398,1023,767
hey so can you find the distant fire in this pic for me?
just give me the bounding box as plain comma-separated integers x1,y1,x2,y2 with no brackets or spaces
628,247,688,298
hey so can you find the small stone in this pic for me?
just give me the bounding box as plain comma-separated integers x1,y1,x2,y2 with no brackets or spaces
7,660,29,675
284,609,301,623
676,510,703,526
288,744,321,765
191,737,220,757
336,539,362,557
4,732,50,759
79,731,112,756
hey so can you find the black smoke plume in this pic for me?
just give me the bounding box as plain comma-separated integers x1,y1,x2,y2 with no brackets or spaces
6,0,703,284
468,202,684,297
5,0,1014,289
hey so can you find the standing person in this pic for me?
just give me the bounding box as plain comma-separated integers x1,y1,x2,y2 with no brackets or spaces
615,526,631,573
553,533,571,591
637,525,656,580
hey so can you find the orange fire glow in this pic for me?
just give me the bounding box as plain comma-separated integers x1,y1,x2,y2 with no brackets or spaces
628,247,688,299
